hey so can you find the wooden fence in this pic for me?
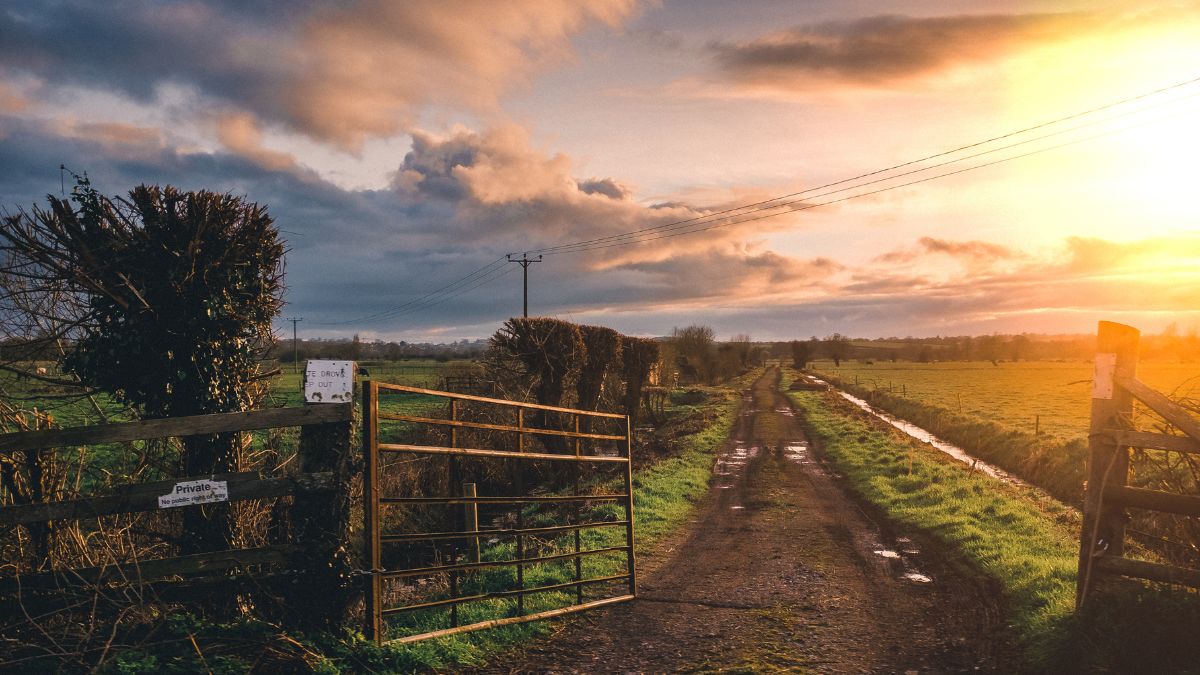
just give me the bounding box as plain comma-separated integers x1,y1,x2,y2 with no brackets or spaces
1077,321,1200,604
0,402,354,625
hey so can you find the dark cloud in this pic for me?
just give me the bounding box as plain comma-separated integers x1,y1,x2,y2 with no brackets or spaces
578,178,632,200
0,1,636,149
1,115,827,338
712,12,1087,88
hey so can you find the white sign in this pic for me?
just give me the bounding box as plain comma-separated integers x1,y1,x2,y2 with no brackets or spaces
304,360,354,403
1092,353,1117,400
158,479,229,509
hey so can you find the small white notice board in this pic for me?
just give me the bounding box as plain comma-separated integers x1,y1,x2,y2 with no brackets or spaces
304,360,354,403
158,479,229,509
1092,353,1117,400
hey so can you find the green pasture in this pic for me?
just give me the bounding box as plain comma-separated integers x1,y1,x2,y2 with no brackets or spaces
811,359,1200,441
787,385,1200,673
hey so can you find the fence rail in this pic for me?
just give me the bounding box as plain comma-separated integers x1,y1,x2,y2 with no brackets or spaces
0,402,354,625
362,381,636,644
1077,321,1200,605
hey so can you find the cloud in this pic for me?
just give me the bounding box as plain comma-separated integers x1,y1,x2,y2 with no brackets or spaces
1,112,827,335
386,124,803,259
216,112,298,172
0,1,637,149
918,237,1016,261
874,237,1019,270
711,12,1090,90
844,233,1200,333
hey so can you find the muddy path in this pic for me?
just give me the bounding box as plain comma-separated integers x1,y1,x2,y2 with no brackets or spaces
469,367,1010,673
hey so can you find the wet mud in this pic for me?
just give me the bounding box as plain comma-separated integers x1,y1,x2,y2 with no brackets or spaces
466,367,1012,674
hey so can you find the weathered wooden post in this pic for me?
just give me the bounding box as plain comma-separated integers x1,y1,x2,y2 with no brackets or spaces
1076,321,1139,607
463,482,480,563
290,361,356,629
361,379,382,642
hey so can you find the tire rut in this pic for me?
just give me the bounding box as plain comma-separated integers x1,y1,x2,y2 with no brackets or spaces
465,367,1011,674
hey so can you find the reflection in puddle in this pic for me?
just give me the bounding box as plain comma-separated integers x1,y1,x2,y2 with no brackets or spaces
730,505,745,510
870,538,933,585
783,443,809,463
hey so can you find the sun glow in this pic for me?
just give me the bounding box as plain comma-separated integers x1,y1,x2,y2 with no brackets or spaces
997,11,1200,245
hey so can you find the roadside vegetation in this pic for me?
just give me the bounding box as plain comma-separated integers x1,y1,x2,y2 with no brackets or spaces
104,369,752,673
811,359,1200,568
787,379,1200,672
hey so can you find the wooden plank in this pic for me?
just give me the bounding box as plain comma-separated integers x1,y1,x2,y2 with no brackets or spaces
387,594,635,645
377,413,626,441
1106,429,1200,455
1094,556,1200,589
378,443,628,463
1117,375,1200,443
1103,485,1200,517
0,472,334,526
0,404,352,453
1078,321,1139,609
0,545,292,593
362,380,383,643
373,382,625,419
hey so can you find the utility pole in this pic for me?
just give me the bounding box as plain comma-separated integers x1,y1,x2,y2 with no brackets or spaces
287,317,303,374
507,253,542,318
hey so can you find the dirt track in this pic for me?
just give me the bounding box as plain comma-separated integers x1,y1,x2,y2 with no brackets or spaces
472,367,1011,673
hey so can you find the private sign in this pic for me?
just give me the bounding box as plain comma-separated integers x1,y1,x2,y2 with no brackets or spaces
157,479,229,509
304,360,354,403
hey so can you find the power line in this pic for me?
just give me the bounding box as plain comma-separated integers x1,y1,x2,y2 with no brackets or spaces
308,73,1200,326
527,75,1200,256
310,256,508,325
541,99,1200,255
506,253,542,318
286,317,302,373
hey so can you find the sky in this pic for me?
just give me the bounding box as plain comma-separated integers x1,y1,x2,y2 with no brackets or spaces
1,0,1199,342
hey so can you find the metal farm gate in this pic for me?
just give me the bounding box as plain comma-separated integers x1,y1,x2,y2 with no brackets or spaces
361,382,637,644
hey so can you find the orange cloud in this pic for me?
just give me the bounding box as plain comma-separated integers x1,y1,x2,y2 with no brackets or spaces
288,0,638,149
216,112,298,172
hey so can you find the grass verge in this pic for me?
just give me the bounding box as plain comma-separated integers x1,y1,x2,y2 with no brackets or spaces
788,387,1200,673
815,371,1085,505
100,372,752,674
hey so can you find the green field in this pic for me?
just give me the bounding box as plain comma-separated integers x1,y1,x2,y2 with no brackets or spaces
810,359,1200,441
787,385,1200,672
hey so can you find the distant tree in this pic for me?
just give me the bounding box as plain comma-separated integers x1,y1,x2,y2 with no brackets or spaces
672,324,716,383
790,340,811,369
1,179,285,554
823,333,852,367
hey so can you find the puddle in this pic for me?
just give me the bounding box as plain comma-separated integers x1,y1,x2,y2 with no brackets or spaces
809,377,1028,486
783,443,809,463
730,505,745,510
868,536,933,585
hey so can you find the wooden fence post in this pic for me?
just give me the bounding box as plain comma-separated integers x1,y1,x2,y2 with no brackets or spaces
290,401,356,629
1077,321,1139,607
